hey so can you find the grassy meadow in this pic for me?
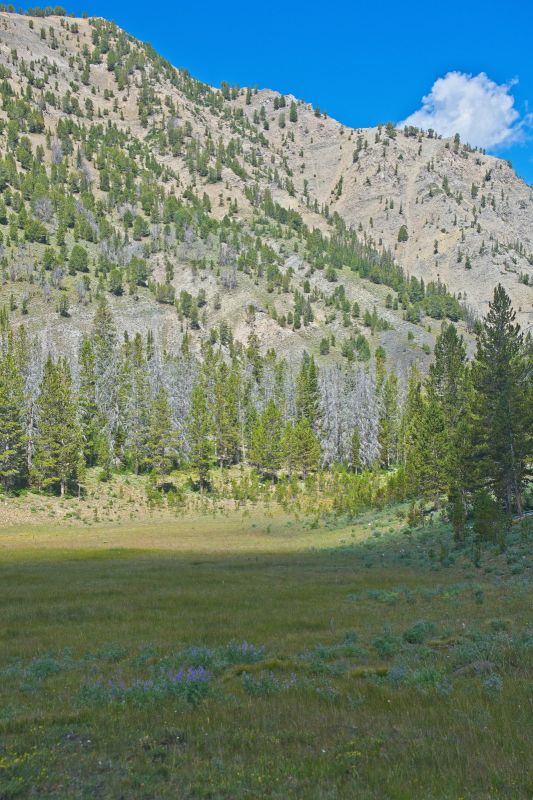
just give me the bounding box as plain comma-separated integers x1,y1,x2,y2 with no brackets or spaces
0,501,531,799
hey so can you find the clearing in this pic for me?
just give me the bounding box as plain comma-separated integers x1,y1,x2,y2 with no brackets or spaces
0,506,531,799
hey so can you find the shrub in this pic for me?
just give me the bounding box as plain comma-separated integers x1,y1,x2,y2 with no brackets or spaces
407,666,450,694
80,666,211,708
224,641,265,664
398,224,408,242
241,670,297,695
69,244,89,273
483,673,503,696
403,620,437,644
373,633,401,659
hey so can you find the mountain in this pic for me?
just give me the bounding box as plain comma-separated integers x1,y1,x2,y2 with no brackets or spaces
0,9,531,373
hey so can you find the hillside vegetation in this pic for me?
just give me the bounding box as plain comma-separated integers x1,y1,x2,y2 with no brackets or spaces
0,8,531,373
0,8,531,544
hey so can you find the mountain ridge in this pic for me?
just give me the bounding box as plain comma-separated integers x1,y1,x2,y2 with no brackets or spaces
0,9,531,374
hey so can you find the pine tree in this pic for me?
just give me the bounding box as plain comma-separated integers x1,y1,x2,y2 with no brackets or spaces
375,346,387,394
212,361,241,467
92,294,118,440
399,366,420,464
429,324,467,426
427,323,470,539
473,490,509,546
290,417,321,478
398,224,408,242
69,244,89,274
400,365,427,496
246,332,263,383
282,422,297,477
401,365,448,502
188,383,214,489
96,433,113,482
117,334,150,473
415,393,447,502
32,357,83,496
0,345,27,490
93,294,117,368
295,353,321,430
289,101,298,123
250,399,283,479
350,428,362,473
378,372,399,467
471,285,530,514
145,387,178,478
78,337,103,467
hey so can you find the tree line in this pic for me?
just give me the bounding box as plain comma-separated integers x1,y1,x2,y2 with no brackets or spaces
0,285,531,540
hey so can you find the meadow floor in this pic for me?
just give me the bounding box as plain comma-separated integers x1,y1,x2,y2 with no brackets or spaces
0,505,531,799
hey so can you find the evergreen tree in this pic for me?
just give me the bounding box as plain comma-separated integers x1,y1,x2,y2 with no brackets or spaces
378,372,399,467
288,417,321,478
212,361,241,467
472,490,509,546
32,357,83,496
427,323,470,539
471,285,530,514
415,393,447,502
117,333,150,473
145,387,178,477
295,353,321,430
188,383,214,489
93,294,117,366
429,324,467,427
282,422,297,477
69,244,89,274
78,337,103,467
375,346,387,394
398,224,408,242
350,428,362,473
399,365,420,465
289,101,298,123
92,294,118,441
0,346,27,490
96,433,113,483
246,332,263,382
400,365,428,496
250,399,283,479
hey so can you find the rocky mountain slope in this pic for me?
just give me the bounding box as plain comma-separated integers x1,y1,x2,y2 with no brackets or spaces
0,10,531,374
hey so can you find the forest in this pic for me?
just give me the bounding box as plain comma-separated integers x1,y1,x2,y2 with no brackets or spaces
1,283,531,543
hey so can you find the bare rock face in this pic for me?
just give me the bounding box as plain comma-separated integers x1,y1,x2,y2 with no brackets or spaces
236,91,533,325
0,10,531,370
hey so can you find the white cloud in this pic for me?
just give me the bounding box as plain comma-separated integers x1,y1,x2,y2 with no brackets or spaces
400,71,528,149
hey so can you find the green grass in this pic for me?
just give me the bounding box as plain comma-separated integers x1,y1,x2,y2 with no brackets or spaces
0,508,531,799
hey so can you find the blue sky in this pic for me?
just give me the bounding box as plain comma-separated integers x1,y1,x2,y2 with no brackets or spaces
20,0,533,183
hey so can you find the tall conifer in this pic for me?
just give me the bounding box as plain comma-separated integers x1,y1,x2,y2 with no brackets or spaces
472,285,530,514
32,357,83,496
145,387,178,477
188,383,214,489
0,346,27,490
